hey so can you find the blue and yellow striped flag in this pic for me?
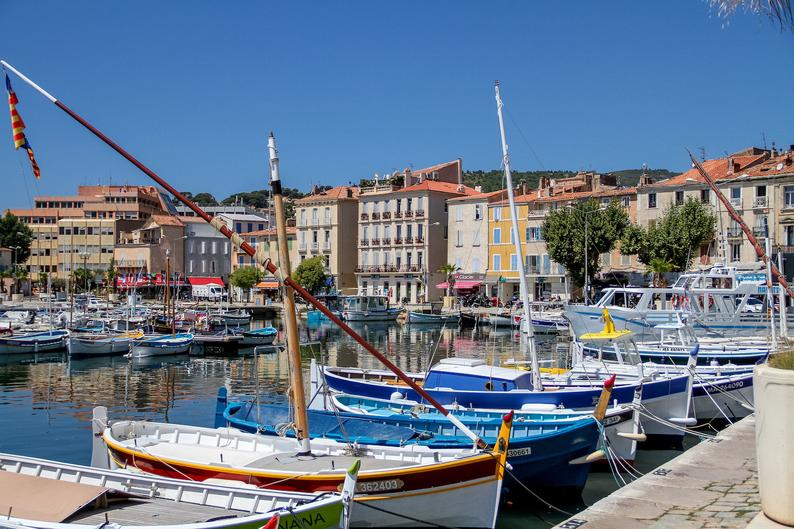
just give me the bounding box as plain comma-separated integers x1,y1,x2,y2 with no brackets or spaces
5,73,40,179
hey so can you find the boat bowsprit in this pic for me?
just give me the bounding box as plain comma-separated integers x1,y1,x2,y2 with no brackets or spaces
130,333,194,358
0,329,69,354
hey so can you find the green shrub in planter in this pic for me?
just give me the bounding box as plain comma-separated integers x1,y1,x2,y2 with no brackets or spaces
769,349,794,370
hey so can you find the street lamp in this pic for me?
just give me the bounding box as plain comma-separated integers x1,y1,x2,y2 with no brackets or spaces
79,250,90,292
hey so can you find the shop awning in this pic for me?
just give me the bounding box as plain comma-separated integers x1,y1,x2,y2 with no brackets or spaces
256,281,280,289
188,276,224,286
436,280,483,290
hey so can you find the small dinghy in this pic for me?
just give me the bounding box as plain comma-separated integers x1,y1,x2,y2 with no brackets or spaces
67,330,143,358
129,333,193,358
405,311,461,325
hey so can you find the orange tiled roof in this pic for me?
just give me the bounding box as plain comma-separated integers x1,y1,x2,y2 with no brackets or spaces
735,152,794,179
648,154,768,188
447,189,509,203
397,180,478,195
149,214,184,227
296,186,359,204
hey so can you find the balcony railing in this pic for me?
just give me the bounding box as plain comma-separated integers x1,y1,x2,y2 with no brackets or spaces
753,227,768,238
404,236,414,244
394,211,403,218
360,239,369,247
382,237,391,245
372,212,381,220
322,242,331,252
404,210,413,217
730,198,742,208
414,210,425,218
415,236,425,244
726,228,742,238
754,197,768,208
299,243,307,251
371,238,380,245
311,242,319,251
394,238,403,244
382,211,391,219
360,213,369,221
355,265,424,274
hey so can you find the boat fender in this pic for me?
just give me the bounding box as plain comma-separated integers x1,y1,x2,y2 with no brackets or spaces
668,417,697,426
569,450,605,465
390,391,404,401
617,432,648,442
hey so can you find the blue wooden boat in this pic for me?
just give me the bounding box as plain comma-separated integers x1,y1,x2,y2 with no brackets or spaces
232,326,278,345
130,333,193,358
406,311,461,325
314,357,693,439
0,329,69,354
216,389,603,495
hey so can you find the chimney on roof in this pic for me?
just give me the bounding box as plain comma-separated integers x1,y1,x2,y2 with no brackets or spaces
521,182,527,196
311,184,318,195
727,157,735,175
772,142,778,157
475,185,482,193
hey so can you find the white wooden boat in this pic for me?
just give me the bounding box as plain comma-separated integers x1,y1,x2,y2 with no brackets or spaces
100,414,512,528
130,333,193,358
0,451,353,529
67,330,143,358
0,329,69,354
342,296,401,322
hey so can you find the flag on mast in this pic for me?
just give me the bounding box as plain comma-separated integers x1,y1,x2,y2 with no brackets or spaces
5,73,41,179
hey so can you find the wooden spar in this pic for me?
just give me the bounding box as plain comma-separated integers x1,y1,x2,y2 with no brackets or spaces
267,132,310,454
689,152,794,299
0,60,486,448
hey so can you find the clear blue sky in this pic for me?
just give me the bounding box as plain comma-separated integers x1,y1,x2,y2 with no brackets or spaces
0,1,792,210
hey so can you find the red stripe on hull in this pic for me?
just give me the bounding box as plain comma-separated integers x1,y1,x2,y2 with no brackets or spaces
108,447,498,494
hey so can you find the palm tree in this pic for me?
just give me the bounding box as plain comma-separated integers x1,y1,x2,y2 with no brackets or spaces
0,269,9,295
438,264,461,298
709,0,793,31
647,258,674,288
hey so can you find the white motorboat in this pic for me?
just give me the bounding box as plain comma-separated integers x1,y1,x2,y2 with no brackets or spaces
341,295,401,322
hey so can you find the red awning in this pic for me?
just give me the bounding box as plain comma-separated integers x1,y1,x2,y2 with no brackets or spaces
436,280,482,290
188,276,224,286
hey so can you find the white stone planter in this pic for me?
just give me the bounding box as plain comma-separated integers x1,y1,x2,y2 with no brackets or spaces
755,363,794,526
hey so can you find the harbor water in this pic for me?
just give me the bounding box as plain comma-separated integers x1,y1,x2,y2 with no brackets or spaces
0,317,695,527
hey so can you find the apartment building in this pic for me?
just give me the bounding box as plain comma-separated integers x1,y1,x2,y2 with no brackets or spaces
295,185,359,294
183,218,231,279
114,215,185,280
447,189,505,277
216,212,273,235
487,173,638,301
57,218,118,280
635,148,773,267
356,160,477,304
232,227,298,275
8,185,172,278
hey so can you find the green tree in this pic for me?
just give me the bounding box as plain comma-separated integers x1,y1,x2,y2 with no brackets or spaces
229,266,263,294
51,277,66,293
620,198,716,271
191,193,218,206
542,198,631,290
438,263,461,297
293,256,328,295
72,268,94,292
647,258,674,287
0,269,10,295
0,213,34,264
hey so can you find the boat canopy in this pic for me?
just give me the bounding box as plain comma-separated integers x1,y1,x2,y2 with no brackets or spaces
426,358,534,391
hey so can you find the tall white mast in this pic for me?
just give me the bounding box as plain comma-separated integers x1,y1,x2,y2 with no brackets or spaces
495,81,542,391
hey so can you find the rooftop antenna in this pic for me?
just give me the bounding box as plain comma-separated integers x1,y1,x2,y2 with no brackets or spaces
699,147,706,162
762,132,768,149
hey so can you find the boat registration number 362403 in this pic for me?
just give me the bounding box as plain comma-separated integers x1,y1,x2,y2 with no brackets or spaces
354,479,405,493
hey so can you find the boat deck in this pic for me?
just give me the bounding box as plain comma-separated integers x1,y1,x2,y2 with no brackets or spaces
131,438,422,472
69,497,248,526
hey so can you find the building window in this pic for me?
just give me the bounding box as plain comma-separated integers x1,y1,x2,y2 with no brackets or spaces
474,204,482,220
700,189,710,203
493,254,501,271
493,228,501,244
236,222,242,233
224,242,229,254
211,241,217,253
473,230,481,247
456,230,462,247
471,257,481,272
510,254,517,271
785,186,794,209
621,196,630,208
648,193,657,209
620,254,631,266
786,225,794,246
299,210,306,226
493,207,502,221
324,207,331,224
731,243,741,262
675,190,684,205
396,199,401,213
601,252,611,266
455,207,463,222
201,241,206,254
757,185,767,198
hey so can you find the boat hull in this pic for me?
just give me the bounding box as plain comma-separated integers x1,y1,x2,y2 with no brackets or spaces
0,330,68,355
68,336,136,357
406,312,460,324
130,334,193,358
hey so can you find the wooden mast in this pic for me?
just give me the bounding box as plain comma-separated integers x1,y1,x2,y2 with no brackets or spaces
0,59,485,447
268,132,311,454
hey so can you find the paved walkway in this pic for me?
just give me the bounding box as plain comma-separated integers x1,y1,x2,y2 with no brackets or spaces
555,415,760,529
